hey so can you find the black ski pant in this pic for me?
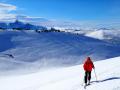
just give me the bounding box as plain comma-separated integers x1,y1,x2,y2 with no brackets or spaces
84,71,91,84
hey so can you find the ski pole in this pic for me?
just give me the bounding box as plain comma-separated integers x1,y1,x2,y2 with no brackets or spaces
94,69,98,81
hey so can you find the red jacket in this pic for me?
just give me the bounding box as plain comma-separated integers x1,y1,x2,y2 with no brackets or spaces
83,57,94,71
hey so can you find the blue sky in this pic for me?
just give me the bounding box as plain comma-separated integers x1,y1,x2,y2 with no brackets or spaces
0,0,120,23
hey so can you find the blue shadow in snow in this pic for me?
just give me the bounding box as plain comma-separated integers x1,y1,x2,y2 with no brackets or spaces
0,32,18,52
91,77,120,83
100,77,120,82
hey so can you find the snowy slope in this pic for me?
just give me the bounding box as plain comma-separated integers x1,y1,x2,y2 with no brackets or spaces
0,31,120,71
0,56,120,90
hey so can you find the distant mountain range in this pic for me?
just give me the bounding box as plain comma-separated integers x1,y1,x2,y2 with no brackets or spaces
1,15,119,30
0,20,47,30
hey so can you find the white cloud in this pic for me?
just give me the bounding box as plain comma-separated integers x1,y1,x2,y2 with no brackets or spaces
0,3,17,21
0,3,16,11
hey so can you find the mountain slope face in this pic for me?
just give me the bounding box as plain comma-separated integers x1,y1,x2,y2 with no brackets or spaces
0,31,120,69
0,56,120,90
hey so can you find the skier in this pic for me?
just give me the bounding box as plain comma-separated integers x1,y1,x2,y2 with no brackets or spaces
83,57,95,88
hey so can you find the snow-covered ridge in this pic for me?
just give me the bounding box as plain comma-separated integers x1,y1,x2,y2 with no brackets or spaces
63,29,120,45
84,30,120,45
85,30,120,40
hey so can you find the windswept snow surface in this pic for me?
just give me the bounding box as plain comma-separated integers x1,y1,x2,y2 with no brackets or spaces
0,56,120,90
0,31,120,71
0,30,120,90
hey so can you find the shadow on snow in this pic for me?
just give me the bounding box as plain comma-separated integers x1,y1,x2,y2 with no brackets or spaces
91,77,120,83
